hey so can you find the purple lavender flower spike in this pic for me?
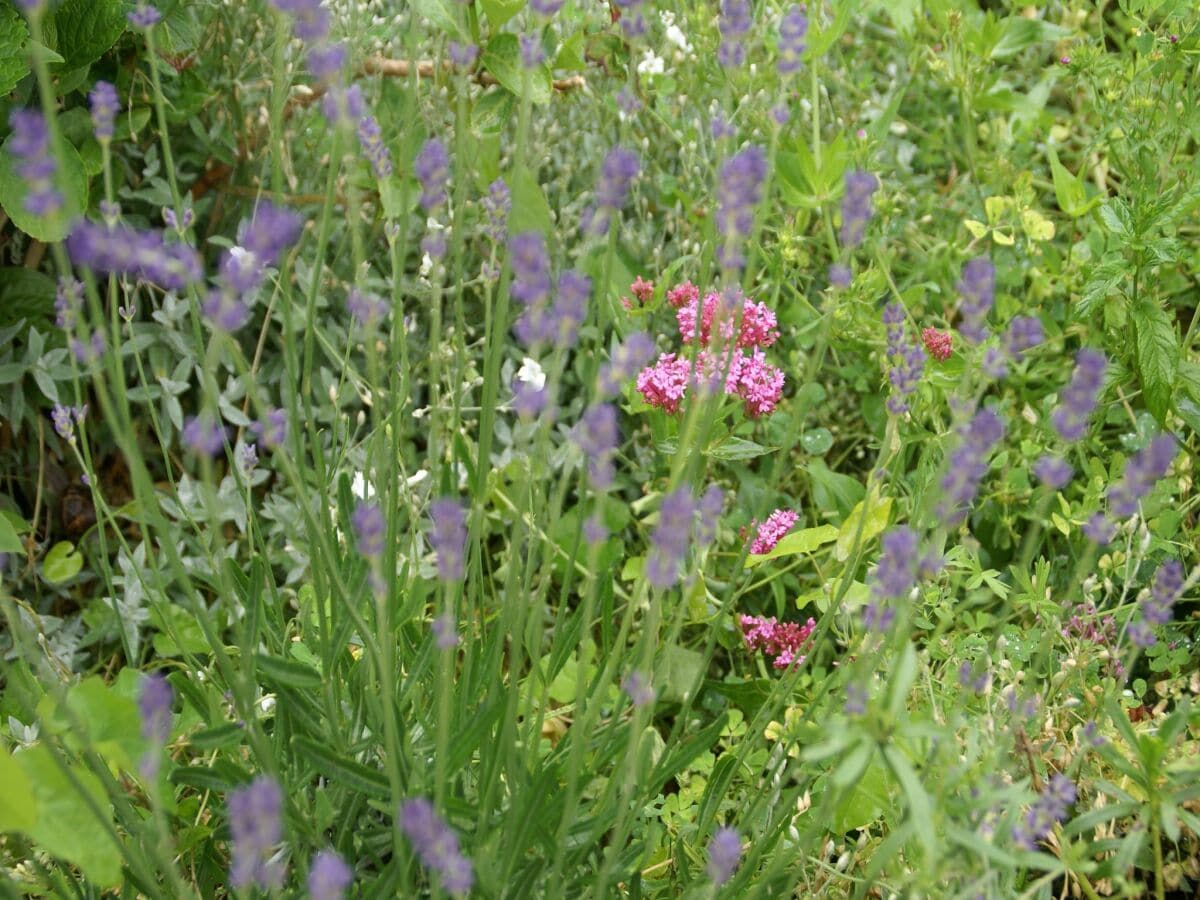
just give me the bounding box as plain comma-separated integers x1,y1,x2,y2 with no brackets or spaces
520,33,545,69
182,416,226,457
254,408,288,449
1129,559,1184,647
1013,774,1075,851
55,277,82,329
228,776,285,890
127,4,161,28
645,488,696,589
613,0,647,38
706,826,742,886
694,485,725,548
530,0,565,16
432,613,459,649
839,170,879,250
67,221,203,292
357,115,393,179
777,5,808,75
718,0,752,68
882,302,925,415
937,407,1006,524
1107,433,1177,517
716,145,768,270
483,178,511,243
571,404,619,489
599,331,656,397
956,257,996,343
138,671,173,779
308,42,346,80
828,264,851,288
448,42,479,67
1005,316,1043,361
413,139,449,212
269,0,330,42
308,850,352,900
621,671,656,707
583,146,640,236
89,81,119,142
347,288,389,326
430,498,467,582
8,109,62,217
1033,455,1073,490
1082,513,1115,545
399,798,474,895
352,502,385,559
509,232,551,306
1051,349,1107,442
139,672,173,745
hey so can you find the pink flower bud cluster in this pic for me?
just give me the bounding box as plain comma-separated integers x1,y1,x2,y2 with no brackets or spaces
635,281,786,418
747,508,799,555
740,614,817,668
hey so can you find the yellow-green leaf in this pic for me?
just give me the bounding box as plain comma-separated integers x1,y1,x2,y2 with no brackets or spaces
836,496,893,562
963,219,988,238
746,525,838,568
1020,208,1055,241
0,744,37,832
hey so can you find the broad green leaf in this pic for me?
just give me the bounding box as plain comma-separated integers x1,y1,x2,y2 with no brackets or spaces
0,510,25,553
807,0,852,57
0,4,30,95
990,17,1069,59
410,0,468,41
1131,300,1179,425
507,164,553,239
0,267,56,327
1048,149,1093,217
656,642,705,703
706,436,776,461
0,135,88,243
746,525,838,568
831,756,891,832
68,677,146,771
882,745,936,857
150,603,210,656
255,653,323,690
1020,208,1055,242
800,428,833,455
0,744,37,832
482,33,552,105
831,739,873,789
17,745,121,887
805,460,864,518
480,0,525,28
43,541,83,583
836,495,893,562
554,31,587,72
50,0,127,70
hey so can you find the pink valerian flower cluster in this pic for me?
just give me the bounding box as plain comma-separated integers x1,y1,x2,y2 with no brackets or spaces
741,614,817,668
921,327,953,362
676,291,779,349
621,276,655,310
748,508,799,555
636,282,786,418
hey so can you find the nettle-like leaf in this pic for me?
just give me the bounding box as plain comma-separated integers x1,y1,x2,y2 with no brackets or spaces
0,2,30,95
49,0,128,70
1131,299,1179,425
0,132,89,242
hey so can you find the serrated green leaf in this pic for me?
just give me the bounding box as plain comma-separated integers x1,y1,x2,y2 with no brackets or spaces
482,33,552,105
43,541,83,584
0,4,31,95
0,267,56,327
1131,300,1178,425
50,0,127,70
990,17,1069,59
746,525,838,568
831,756,891,832
0,134,88,243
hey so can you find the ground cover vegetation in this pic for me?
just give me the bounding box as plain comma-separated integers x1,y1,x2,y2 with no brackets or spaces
0,0,1198,896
